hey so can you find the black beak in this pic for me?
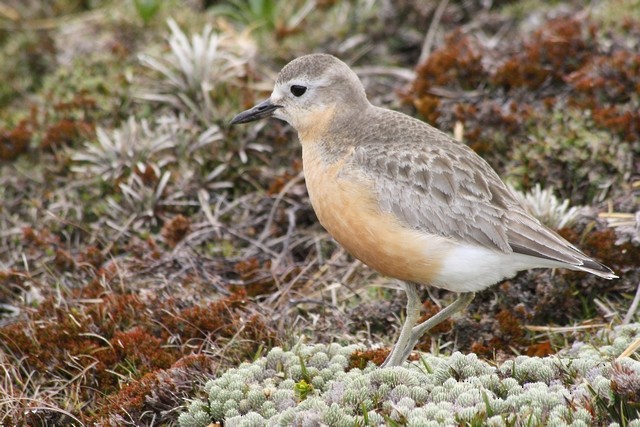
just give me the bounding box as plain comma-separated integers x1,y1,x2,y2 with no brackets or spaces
230,99,282,125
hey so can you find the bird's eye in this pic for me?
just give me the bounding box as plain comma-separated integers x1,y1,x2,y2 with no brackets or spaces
290,85,307,97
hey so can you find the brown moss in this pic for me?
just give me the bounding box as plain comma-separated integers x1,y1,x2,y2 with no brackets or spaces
161,214,191,247
419,300,453,335
78,246,105,269
409,30,486,123
134,162,160,186
0,120,31,161
492,18,596,90
526,341,554,357
267,170,297,195
41,118,93,150
232,258,279,296
558,227,640,272
110,327,177,373
405,14,639,197
89,354,216,425
349,348,389,369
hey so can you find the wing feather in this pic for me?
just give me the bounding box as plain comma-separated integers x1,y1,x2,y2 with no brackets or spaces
349,112,514,253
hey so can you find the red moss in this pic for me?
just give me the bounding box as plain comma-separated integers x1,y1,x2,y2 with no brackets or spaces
567,51,640,105
0,121,32,161
53,93,98,116
22,227,61,251
162,291,248,340
232,258,279,296
267,170,297,195
234,257,261,279
405,14,639,165
89,354,216,425
110,327,177,373
78,246,105,269
410,31,486,123
419,300,453,335
1,249,278,421
526,341,554,357
558,228,640,272
419,30,485,88
470,341,493,358
349,348,390,369
172,353,214,371
41,119,93,150
413,95,442,124
591,106,640,142
492,18,596,90
495,309,525,342
125,235,163,261
54,248,76,271
134,163,159,186
161,214,191,247
470,307,538,358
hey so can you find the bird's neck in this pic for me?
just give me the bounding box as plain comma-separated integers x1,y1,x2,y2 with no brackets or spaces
295,104,338,144
297,101,375,167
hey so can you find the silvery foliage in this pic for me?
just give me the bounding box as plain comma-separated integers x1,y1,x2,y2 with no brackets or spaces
509,183,584,229
179,324,640,427
138,18,255,126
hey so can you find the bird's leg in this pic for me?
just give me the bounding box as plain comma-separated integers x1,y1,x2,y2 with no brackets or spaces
381,282,422,368
381,288,476,367
397,292,475,364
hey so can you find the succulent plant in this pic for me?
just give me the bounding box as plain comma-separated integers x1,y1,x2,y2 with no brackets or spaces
179,324,640,427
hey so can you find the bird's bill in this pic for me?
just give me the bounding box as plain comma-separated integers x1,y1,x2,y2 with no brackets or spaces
230,99,282,124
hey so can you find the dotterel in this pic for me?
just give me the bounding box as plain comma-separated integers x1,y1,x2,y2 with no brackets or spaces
231,53,617,367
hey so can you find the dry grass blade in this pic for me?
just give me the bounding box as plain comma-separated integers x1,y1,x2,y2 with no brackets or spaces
623,282,640,325
599,210,640,244
617,336,640,360
418,0,449,64
524,324,608,332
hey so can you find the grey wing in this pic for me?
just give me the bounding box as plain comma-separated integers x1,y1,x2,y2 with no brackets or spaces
348,116,614,276
350,134,518,253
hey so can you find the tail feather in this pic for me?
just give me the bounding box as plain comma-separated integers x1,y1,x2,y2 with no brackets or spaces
507,211,617,280
572,258,617,279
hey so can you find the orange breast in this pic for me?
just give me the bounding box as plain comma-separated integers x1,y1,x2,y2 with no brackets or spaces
301,142,448,284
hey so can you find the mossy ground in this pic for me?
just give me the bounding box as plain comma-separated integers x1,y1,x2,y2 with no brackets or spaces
0,0,638,425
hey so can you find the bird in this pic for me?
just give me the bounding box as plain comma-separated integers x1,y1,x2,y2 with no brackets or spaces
230,53,617,367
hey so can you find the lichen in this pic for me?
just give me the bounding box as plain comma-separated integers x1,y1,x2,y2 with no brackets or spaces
179,325,640,426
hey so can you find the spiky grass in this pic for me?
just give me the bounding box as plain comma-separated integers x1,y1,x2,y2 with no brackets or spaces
138,18,255,126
